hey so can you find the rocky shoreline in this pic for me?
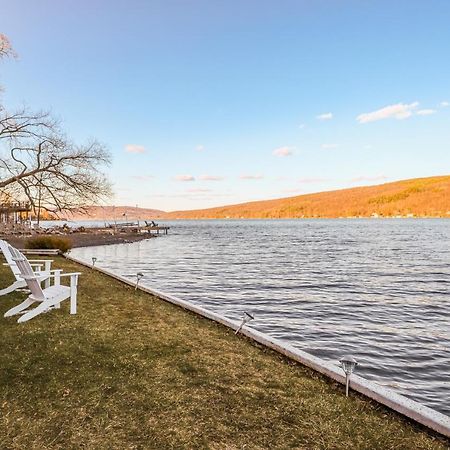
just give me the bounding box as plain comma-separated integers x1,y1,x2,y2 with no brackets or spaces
5,231,155,250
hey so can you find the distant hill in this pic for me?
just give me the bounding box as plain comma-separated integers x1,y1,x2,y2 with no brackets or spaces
68,206,165,221
163,176,450,219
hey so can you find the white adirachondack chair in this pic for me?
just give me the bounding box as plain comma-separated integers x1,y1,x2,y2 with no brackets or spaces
0,239,53,296
4,245,81,323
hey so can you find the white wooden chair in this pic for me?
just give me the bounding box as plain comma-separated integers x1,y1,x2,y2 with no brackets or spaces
4,245,81,323
0,239,53,296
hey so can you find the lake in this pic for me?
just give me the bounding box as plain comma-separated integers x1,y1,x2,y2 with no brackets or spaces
70,219,450,416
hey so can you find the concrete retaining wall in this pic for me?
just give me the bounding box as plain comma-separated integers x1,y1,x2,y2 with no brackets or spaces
66,254,450,439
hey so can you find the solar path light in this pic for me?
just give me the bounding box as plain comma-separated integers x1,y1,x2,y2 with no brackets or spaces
340,355,358,397
135,272,144,290
235,312,255,335
91,257,97,267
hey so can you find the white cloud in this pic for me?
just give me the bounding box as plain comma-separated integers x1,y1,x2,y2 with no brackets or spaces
298,123,306,129
174,175,195,182
240,174,264,180
356,102,418,123
125,144,146,154
186,188,212,193
440,101,449,107
321,143,338,149
350,175,388,183
416,109,436,116
196,145,205,151
273,146,294,157
298,177,328,183
316,112,333,120
199,175,225,181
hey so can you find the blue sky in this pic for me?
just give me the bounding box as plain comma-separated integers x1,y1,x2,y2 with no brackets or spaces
1,0,449,211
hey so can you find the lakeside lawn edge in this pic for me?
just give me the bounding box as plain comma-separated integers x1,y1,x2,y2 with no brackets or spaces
66,253,450,440
1,254,449,449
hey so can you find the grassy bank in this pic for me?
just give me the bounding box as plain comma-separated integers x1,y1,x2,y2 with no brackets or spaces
0,257,448,449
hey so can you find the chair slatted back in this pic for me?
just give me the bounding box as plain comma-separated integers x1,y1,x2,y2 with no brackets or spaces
8,245,46,301
0,239,21,280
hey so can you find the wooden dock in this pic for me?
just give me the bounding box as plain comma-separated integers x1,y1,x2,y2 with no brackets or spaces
113,223,170,235
143,226,170,235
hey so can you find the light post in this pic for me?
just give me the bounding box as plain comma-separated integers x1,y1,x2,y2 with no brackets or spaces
235,312,255,334
135,272,144,290
340,355,358,397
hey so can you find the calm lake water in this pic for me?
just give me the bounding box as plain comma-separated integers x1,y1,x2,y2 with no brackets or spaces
70,219,450,416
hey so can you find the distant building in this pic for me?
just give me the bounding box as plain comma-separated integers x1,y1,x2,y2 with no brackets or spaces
0,202,31,224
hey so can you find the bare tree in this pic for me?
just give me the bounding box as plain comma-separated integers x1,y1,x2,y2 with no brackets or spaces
0,110,112,218
0,34,112,220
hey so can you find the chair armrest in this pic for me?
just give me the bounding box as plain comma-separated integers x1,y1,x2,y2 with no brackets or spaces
48,272,81,278
34,269,62,275
19,272,81,281
28,259,54,264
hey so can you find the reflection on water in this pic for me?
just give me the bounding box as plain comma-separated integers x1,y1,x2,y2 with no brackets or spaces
71,219,450,416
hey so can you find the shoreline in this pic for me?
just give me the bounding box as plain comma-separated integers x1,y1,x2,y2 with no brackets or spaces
3,231,155,250
0,256,448,448
67,253,450,440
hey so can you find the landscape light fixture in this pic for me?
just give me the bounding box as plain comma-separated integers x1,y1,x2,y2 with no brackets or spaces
235,311,255,335
135,272,144,290
91,257,97,267
340,355,358,397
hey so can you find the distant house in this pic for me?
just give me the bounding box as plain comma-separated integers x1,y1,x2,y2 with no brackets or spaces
0,201,31,224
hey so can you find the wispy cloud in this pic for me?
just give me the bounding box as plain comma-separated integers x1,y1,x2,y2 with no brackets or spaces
356,102,418,123
316,112,333,120
440,101,449,107
174,174,195,182
273,146,294,157
125,144,146,154
298,177,328,183
350,175,388,183
199,175,225,181
196,144,205,152
240,174,264,180
150,193,233,199
298,123,306,129
416,109,436,116
321,143,339,149
186,188,212,193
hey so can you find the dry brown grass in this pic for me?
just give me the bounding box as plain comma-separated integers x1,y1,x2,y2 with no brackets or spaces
0,257,448,449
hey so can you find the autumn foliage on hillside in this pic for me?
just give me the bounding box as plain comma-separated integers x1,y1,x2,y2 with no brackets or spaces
164,176,450,219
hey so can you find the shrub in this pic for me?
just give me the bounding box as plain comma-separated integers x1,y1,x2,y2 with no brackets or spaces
25,236,72,253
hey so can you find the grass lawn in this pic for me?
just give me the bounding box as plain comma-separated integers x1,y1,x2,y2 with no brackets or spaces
0,256,448,450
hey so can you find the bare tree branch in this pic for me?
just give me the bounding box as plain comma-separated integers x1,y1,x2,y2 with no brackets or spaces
0,110,112,213
0,33,112,214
